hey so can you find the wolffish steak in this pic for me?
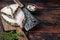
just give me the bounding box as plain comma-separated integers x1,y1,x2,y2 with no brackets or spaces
1,4,26,28
1,4,39,31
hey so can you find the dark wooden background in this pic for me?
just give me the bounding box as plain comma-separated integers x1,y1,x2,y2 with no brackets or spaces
0,0,60,40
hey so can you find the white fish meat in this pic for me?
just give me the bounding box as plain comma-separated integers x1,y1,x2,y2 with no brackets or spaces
1,4,26,28
1,4,19,16
27,4,36,11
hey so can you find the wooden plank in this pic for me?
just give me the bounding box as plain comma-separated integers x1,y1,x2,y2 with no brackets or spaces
0,16,4,32
16,27,28,40
1,18,16,31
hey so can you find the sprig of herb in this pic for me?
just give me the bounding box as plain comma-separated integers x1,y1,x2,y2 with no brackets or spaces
0,31,23,40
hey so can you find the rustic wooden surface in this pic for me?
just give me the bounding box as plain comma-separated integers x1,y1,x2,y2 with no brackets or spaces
0,1,60,40
29,2,60,40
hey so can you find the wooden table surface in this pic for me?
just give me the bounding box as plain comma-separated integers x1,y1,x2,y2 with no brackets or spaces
0,1,60,40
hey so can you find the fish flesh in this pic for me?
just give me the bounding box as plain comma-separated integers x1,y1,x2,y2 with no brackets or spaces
27,4,36,11
1,4,26,28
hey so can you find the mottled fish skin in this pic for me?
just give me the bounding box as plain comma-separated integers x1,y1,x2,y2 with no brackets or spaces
22,8,39,31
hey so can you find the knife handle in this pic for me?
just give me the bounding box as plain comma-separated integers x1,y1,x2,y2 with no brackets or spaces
13,0,24,8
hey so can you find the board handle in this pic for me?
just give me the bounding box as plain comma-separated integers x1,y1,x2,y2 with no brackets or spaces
13,0,24,8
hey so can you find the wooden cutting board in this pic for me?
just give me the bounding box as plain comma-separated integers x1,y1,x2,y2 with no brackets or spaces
1,17,28,40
